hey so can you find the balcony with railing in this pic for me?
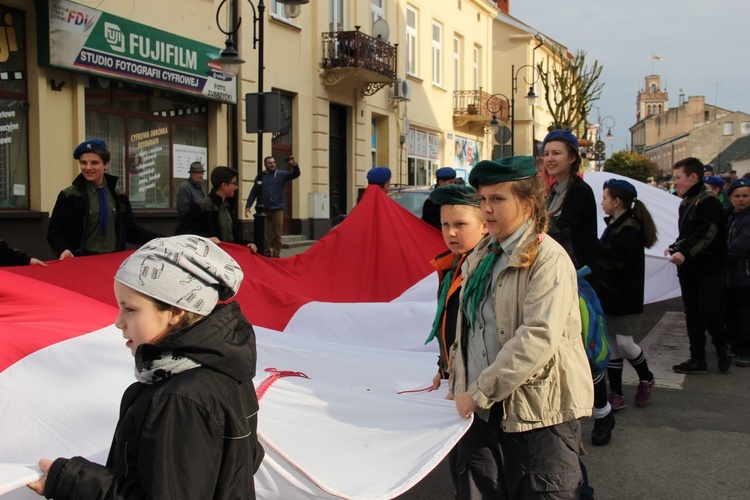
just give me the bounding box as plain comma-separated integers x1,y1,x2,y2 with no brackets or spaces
453,89,510,127
321,27,398,96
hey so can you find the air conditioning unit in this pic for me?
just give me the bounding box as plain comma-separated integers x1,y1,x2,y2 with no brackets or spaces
393,78,411,101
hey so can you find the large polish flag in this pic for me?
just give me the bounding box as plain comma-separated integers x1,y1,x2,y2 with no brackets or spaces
0,186,471,499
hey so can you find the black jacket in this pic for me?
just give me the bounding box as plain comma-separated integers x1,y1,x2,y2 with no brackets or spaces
597,210,645,315
548,177,600,280
421,198,441,230
672,182,727,276
47,173,161,257
726,206,750,288
43,302,264,500
0,239,31,266
176,192,249,245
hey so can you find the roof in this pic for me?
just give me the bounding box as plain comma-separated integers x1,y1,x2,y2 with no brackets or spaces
709,135,750,167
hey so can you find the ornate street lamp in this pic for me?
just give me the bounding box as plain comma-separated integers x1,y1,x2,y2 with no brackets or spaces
601,116,616,142
215,0,309,254
511,64,540,156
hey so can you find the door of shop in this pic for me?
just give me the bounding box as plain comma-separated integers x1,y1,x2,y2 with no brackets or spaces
329,104,348,220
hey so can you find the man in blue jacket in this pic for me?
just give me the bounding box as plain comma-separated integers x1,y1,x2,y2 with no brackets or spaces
245,155,300,258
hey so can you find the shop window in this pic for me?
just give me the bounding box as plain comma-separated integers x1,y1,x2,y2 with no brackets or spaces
85,78,208,211
0,8,28,209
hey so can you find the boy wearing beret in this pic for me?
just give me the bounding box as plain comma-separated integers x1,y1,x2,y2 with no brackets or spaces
422,167,458,230
47,139,161,259
366,166,392,192
724,178,750,366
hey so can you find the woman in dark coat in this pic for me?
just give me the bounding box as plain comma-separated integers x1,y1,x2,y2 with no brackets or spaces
543,129,612,448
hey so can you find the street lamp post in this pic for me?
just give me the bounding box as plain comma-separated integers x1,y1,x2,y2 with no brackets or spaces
487,93,510,157
215,0,308,254
601,115,615,142
510,64,540,156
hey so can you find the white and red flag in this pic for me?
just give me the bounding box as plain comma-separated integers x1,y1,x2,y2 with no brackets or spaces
0,186,471,499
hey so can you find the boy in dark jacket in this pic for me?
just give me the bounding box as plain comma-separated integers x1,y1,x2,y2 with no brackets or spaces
724,178,750,366
176,166,257,253
47,139,161,259
29,235,264,499
666,157,731,374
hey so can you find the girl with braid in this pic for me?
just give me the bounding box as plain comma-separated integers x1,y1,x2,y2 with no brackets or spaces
448,156,593,499
598,179,658,409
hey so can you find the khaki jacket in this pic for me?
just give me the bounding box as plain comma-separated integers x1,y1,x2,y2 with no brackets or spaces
449,225,594,433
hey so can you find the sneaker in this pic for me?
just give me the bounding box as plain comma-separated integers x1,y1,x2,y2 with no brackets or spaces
635,379,655,407
735,356,750,367
672,359,707,374
718,351,732,373
591,411,615,446
607,392,626,410
672,359,708,374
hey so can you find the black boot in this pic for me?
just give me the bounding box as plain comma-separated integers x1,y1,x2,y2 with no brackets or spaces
718,350,732,373
591,411,615,446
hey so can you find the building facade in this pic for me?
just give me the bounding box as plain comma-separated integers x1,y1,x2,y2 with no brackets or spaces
629,75,750,174
2,0,576,259
1,0,233,259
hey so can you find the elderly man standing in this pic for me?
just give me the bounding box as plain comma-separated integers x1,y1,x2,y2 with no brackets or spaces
245,155,300,258
176,161,206,218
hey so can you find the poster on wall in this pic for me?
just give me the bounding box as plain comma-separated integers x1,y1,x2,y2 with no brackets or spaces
41,0,236,103
128,119,170,207
454,136,481,179
173,144,207,179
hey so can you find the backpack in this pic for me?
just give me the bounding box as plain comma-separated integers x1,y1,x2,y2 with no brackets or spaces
577,266,610,376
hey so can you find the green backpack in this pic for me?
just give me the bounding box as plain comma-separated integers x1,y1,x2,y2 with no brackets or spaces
577,266,610,376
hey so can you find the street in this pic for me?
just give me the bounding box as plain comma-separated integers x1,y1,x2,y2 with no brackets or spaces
397,297,750,499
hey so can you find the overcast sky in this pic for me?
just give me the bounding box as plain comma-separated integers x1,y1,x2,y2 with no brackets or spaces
510,1,750,153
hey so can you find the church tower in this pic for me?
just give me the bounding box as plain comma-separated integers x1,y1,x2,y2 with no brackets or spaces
637,75,669,120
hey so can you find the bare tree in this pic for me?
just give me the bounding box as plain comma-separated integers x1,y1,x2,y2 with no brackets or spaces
537,50,604,133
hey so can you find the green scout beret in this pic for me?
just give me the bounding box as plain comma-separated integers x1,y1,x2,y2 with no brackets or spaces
428,184,479,207
468,156,537,189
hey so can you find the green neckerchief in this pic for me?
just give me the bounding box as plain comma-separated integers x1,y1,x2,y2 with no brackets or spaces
461,242,503,331
424,254,461,345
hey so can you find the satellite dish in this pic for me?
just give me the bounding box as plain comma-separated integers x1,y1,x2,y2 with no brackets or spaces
372,18,390,42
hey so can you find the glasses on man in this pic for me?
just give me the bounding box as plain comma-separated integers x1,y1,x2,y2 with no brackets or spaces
230,181,239,186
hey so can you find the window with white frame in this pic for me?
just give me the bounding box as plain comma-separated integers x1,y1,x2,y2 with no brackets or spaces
473,45,481,90
432,21,442,86
406,6,418,76
330,0,346,31
270,0,292,21
371,0,384,25
724,122,734,136
454,35,462,90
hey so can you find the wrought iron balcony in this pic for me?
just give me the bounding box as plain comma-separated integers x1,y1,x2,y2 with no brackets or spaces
453,90,509,127
321,27,397,96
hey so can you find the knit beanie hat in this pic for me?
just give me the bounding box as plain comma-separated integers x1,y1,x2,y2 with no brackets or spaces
115,235,243,315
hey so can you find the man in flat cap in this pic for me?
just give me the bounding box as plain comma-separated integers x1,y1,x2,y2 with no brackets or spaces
176,161,207,218
47,139,161,260
422,166,457,230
